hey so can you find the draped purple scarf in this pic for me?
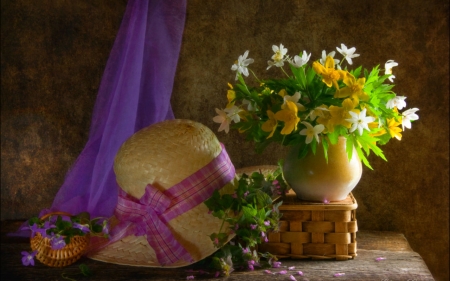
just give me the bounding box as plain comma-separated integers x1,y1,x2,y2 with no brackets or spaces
22,0,186,224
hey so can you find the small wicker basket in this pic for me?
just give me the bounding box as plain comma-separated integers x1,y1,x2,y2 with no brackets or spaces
30,212,90,267
258,191,358,261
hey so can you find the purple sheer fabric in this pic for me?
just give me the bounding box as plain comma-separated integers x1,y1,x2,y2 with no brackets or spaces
17,0,186,232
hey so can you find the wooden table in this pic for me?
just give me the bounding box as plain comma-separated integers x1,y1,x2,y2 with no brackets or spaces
1,220,434,280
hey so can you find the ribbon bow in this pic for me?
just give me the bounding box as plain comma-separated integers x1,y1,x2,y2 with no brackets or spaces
115,185,192,265
111,144,235,265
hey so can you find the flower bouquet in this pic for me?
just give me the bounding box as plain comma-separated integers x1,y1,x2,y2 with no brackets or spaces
21,211,109,267
213,43,419,169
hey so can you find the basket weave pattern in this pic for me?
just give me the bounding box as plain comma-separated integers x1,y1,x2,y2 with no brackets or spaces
258,192,358,261
29,211,90,267
30,233,89,267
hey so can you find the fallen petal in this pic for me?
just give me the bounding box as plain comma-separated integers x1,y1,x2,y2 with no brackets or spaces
334,273,345,277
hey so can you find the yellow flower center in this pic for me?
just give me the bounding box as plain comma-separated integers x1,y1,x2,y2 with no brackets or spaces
351,84,362,92
329,70,341,81
273,51,283,62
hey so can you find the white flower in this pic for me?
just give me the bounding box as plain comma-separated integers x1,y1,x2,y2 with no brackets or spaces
346,108,376,136
290,51,311,68
386,96,407,110
224,105,242,123
299,121,324,144
283,92,305,111
242,99,256,111
336,44,360,65
385,60,398,82
319,50,339,66
306,106,329,121
231,50,254,80
213,108,231,133
267,44,288,69
401,108,419,130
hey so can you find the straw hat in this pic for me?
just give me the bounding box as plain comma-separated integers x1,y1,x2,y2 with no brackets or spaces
88,119,236,267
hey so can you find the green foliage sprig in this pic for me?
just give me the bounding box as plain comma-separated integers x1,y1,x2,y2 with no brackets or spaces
203,163,289,276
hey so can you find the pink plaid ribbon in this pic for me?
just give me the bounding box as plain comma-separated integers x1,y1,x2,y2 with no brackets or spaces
109,144,235,265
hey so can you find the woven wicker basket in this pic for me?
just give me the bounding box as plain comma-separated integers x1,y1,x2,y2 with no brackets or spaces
30,212,90,267
236,165,358,261
259,190,358,260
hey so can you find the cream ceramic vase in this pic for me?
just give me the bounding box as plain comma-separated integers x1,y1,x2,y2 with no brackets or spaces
283,137,362,202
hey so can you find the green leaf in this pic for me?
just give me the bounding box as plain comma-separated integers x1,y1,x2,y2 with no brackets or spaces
310,138,317,155
257,208,267,220
306,66,316,85
359,133,387,161
212,210,225,219
255,190,272,209
346,135,354,160
297,143,309,159
221,194,235,210
353,141,373,170
92,223,103,234
350,65,362,78
218,232,229,242
56,216,72,230
327,129,339,145
242,206,257,219
77,212,91,224
290,64,306,89
79,264,93,277
322,138,329,164
28,217,40,226
235,228,251,240
204,189,221,211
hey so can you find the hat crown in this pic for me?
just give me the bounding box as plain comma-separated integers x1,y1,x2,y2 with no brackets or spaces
114,119,222,199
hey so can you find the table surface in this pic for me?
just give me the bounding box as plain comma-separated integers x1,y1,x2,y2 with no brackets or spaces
1,220,434,281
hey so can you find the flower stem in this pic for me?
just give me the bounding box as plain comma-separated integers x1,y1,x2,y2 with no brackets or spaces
218,209,230,234
280,67,290,78
250,69,261,84
302,68,313,102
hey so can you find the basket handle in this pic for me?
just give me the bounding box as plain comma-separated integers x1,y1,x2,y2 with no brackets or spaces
40,211,73,221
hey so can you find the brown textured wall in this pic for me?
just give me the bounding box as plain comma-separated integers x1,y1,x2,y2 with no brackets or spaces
1,1,448,280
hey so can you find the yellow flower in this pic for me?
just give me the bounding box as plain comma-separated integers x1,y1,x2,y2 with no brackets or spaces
328,98,355,130
278,89,287,97
261,110,278,138
226,83,236,108
312,56,346,89
369,122,387,137
274,100,300,135
387,118,402,140
335,73,369,104
315,105,331,133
